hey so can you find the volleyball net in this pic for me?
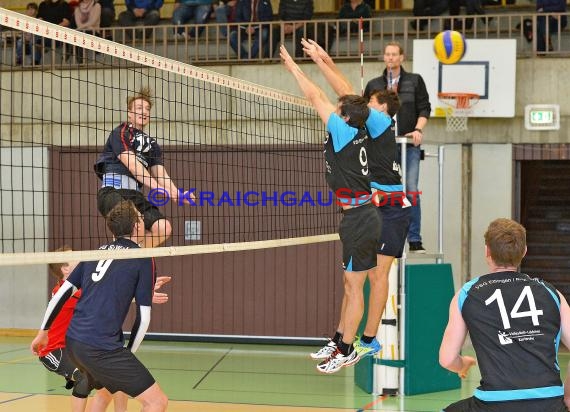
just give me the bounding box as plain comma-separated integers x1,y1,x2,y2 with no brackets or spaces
0,8,342,265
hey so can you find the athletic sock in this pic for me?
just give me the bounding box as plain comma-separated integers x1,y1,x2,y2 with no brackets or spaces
332,331,343,345
361,334,374,344
338,340,353,356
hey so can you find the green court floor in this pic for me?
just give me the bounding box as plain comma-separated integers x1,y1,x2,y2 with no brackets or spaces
1,336,566,411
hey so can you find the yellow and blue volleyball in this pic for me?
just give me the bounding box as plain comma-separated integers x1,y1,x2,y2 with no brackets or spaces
433,30,466,64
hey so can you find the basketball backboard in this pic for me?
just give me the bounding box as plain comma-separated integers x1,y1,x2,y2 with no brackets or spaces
412,39,516,118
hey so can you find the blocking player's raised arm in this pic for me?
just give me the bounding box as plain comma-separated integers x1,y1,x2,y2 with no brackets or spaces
279,45,336,125
301,38,355,97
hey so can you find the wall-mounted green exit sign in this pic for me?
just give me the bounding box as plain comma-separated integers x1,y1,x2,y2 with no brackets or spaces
525,104,560,130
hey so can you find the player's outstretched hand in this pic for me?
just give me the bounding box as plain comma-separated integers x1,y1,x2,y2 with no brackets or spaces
152,276,171,304
301,38,329,63
458,355,476,379
280,45,296,72
154,276,172,291
152,292,169,304
30,330,49,355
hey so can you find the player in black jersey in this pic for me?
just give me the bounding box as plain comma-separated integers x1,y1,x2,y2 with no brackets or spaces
280,44,391,374
301,39,411,361
440,218,570,412
94,87,194,248
31,200,168,412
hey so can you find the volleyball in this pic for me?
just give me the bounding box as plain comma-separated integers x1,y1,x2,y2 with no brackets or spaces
433,30,466,64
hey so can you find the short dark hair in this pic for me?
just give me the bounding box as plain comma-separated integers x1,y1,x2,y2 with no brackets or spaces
338,95,370,128
127,87,153,111
27,2,38,10
48,245,72,281
384,41,404,55
106,200,140,238
369,89,400,117
484,218,526,267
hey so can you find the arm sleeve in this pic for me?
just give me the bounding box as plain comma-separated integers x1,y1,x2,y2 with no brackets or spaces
366,108,392,139
127,258,154,352
39,281,77,330
134,258,154,307
127,305,151,352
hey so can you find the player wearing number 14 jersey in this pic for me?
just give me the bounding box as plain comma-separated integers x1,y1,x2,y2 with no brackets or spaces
440,218,570,412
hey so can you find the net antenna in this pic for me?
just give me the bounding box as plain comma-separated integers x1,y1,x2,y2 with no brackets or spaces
437,92,480,132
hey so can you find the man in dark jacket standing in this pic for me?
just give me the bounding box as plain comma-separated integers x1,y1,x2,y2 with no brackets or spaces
230,0,273,58
365,42,431,253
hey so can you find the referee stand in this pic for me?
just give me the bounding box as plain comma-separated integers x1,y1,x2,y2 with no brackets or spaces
355,138,460,396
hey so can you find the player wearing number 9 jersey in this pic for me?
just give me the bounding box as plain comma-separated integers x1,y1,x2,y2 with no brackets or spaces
440,218,570,412
280,44,391,374
31,200,168,411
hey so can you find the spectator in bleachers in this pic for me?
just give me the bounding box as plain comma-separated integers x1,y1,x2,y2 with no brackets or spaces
15,2,39,65
338,0,372,34
448,0,487,30
74,0,101,32
172,0,212,39
229,0,273,58
272,0,326,58
99,0,115,29
118,0,162,39
212,0,236,38
73,0,101,62
327,0,371,52
411,0,448,31
536,0,567,52
28,0,72,63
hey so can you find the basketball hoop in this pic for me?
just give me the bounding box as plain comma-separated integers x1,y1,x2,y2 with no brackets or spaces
438,92,480,132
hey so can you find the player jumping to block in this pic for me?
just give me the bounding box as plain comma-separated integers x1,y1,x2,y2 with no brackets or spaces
301,38,410,361
280,44,391,374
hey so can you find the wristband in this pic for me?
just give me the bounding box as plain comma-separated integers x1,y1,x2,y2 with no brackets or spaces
414,128,423,134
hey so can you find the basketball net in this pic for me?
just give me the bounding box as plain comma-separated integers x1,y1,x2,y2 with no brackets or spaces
437,93,479,132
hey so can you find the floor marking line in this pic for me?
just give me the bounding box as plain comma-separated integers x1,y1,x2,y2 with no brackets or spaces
192,347,233,390
0,393,35,405
357,394,387,411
